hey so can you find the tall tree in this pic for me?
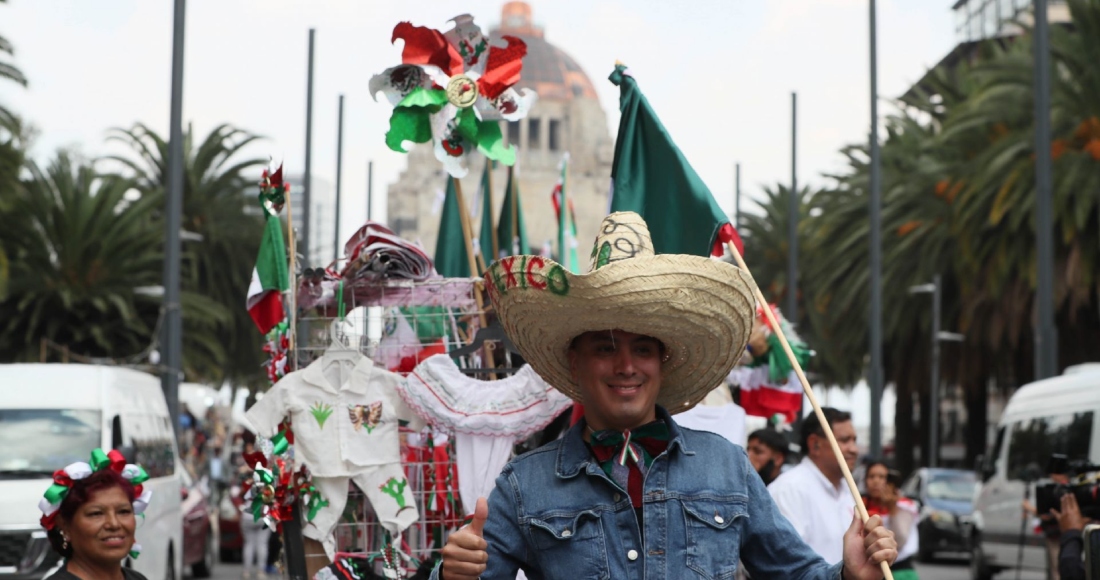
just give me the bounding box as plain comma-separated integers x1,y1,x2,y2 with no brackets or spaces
108,123,267,387
0,0,28,130
0,152,228,369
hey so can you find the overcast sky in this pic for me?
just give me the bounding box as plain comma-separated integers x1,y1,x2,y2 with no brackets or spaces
2,0,957,245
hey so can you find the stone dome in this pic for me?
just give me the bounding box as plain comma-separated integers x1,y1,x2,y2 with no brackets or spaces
490,2,599,102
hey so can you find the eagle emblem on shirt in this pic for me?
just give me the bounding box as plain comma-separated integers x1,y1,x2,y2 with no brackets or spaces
348,401,383,433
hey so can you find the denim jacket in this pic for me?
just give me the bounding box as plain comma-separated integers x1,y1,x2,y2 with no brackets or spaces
432,407,843,580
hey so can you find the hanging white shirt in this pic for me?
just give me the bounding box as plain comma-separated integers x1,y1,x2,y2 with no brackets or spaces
767,458,855,565
245,354,425,477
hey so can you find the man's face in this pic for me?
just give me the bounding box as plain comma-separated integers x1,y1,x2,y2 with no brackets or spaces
568,329,663,432
747,438,783,473
809,420,858,475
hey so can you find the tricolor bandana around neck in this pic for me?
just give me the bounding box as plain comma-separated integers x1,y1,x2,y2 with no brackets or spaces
586,420,671,508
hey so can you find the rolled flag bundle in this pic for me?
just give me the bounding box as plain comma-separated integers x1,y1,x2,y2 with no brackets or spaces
342,221,435,282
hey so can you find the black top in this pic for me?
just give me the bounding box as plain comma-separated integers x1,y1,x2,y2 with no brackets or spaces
1060,529,1085,580
45,563,149,580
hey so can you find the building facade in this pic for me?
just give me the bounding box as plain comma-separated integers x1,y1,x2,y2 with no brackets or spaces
386,1,615,260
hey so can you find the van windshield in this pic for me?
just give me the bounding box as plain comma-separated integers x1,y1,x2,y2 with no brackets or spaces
0,410,101,478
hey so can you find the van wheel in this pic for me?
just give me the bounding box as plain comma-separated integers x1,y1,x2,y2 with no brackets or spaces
970,539,995,580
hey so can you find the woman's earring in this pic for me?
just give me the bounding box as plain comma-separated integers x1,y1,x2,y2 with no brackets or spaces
61,534,68,550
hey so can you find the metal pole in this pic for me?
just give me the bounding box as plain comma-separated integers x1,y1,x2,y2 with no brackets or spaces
735,162,741,230
788,93,798,320
930,274,941,468
1034,0,1057,379
868,0,884,458
162,0,186,440
367,160,373,221
334,94,343,263
302,28,315,268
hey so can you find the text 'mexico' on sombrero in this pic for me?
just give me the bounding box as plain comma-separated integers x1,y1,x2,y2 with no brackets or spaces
484,211,755,413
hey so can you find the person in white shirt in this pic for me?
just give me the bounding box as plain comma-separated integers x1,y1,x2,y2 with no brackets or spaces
768,407,860,564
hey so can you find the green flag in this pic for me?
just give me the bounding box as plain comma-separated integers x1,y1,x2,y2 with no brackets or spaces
434,178,471,277
496,167,530,257
608,64,742,257
477,161,497,263
552,154,580,272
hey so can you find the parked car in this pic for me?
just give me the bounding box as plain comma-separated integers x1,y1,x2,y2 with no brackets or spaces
179,469,217,578
218,483,244,562
900,467,978,561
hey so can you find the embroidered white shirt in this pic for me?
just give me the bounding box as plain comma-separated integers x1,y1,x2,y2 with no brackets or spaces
768,458,856,565
246,354,425,477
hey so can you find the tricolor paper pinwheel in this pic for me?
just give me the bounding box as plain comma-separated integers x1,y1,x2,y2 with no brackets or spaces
370,14,537,178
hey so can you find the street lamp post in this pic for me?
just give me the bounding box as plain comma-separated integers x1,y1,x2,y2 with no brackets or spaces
910,275,963,468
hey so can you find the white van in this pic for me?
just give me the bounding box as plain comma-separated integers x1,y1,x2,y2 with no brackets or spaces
0,363,183,580
969,363,1100,579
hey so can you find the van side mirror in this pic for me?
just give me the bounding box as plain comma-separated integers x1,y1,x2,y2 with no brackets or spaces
1084,524,1100,580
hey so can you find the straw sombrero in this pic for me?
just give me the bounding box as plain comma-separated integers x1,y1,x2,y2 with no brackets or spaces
484,211,755,413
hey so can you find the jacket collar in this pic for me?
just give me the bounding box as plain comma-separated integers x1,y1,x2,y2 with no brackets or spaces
555,406,690,478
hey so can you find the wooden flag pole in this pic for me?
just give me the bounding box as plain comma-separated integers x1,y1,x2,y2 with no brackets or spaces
452,177,496,372
726,239,894,580
284,197,298,371
509,165,519,254
487,162,500,260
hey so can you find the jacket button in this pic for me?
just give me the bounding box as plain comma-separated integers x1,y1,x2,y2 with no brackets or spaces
627,549,639,561
614,493,621,502
561,530,572,538
714,515,725,524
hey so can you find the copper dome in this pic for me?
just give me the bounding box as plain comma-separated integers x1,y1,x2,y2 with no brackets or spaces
491,1,599,102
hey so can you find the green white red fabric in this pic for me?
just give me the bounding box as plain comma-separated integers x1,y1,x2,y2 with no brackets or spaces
247,166,290,334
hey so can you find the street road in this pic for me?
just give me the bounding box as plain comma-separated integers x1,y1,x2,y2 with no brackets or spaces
915,555,1046,580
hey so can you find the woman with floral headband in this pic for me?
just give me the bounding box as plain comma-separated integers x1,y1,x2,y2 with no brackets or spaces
38,448,152,580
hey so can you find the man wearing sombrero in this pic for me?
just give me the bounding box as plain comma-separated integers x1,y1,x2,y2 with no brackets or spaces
434,212,898,580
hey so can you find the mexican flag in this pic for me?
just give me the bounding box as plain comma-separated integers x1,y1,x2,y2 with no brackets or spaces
496,166,530,257
730,366,803,423
476,161,498,265
434,177,472,278
246,212,289,334
608,64,743,257
551,153,579,272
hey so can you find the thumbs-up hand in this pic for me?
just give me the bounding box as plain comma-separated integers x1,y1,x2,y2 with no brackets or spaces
441,497,490,580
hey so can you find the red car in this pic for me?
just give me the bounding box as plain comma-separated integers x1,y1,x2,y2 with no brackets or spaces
180,470,217,578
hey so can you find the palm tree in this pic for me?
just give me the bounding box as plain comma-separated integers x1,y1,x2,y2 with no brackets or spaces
0,152,229,368
108,123,269,388
0,0,28,130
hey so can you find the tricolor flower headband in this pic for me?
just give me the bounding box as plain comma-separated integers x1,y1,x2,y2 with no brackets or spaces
38,448,152,559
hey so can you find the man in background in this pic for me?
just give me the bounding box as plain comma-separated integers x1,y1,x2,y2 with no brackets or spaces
746,428,790,485
768,407,860,565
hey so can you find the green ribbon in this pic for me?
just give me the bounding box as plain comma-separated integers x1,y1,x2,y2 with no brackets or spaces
271,431,289,456
44,483,69,505
251,498,265,521
129,465,149,485
89,448,109,471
